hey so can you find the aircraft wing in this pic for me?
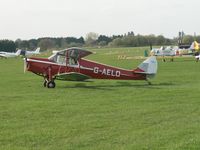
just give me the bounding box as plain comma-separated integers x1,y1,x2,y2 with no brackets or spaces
57,48,93,59
69,48,93,58
56,72,91,81
0,54,7,58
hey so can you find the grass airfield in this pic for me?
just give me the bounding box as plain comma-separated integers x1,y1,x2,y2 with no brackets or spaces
1,47,200,149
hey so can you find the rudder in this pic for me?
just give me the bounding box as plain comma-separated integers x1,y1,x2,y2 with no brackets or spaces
134,56,158,78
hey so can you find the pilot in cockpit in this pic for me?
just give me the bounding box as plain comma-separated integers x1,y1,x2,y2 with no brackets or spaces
69,49,79,65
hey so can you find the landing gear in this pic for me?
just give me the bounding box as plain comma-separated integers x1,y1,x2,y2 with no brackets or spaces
47,81,56,88
43,67,56,88
162,58,174,62
43,80,47,87
146,79,152,85
43,79,56,88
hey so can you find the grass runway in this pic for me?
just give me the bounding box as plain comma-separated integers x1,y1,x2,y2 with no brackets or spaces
0,47,200,149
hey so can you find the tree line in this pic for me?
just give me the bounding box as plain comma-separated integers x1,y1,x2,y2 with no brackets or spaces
0,32,199,52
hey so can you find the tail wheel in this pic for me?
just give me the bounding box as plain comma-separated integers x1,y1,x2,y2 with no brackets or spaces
47,81,56,88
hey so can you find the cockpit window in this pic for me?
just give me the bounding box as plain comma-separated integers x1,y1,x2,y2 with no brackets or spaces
68,49,79,65
57,54,66,64
49,51,67,65
49,47,92,67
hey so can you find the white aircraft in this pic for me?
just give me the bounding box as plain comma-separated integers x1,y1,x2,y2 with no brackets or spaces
20,47,40,57
52,50,59,54
150,46,176,62
151,46,176,56
0,50,21,58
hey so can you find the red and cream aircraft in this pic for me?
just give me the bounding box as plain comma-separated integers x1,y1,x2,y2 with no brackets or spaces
24,47,158,88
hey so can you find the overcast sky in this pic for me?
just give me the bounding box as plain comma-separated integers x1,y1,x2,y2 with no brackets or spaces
0,0,200,40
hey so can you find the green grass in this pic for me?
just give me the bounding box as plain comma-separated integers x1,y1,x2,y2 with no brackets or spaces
1,47,200,149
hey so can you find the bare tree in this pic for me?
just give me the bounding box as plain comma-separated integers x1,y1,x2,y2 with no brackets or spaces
85,32,99,46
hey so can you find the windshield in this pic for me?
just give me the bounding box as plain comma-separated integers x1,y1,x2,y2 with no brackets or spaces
49,49,80,65
49,50,66,65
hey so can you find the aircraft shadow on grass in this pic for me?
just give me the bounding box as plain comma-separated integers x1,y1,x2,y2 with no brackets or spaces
62,81,175,90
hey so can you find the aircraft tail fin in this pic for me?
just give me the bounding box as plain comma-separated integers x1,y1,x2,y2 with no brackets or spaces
190,41,200,51
15,49,21,56
134,56,158,78
35,47,40,53
194,41,199,51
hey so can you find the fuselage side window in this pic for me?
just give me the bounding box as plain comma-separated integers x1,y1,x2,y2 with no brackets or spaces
56,54,66,65
68,49,79,66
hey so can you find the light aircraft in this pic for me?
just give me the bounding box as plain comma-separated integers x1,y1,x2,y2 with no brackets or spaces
0,50,21,58
191,41,200,51
52,50,59,54
150,46,176,62
24,47,158,88
178,41,200,55
20,47,40,57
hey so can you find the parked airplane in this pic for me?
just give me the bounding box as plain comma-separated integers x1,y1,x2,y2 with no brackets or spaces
20,47,40,57
178,41,200,55
24,47,158,88
0,50,21,58
193,41,200,50
151,46,176,56
52,50,59,54
150,46,176,62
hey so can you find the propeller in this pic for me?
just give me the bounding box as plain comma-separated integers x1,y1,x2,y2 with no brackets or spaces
23,58,27,73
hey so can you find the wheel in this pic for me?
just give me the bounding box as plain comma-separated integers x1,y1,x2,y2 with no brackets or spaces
47,81,55,88
47,81,56,88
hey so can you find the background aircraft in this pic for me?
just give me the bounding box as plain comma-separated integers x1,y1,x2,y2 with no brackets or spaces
20,47,40,57
24,47,158,88
150,46,176,62
151,46,176,56
0,50,21,58
177,41,200,55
